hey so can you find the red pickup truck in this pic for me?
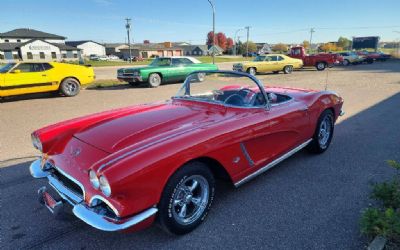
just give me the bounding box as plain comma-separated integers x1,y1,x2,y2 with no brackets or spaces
288,46,343,71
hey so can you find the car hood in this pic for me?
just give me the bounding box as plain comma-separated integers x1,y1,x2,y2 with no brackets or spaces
73,101,225,153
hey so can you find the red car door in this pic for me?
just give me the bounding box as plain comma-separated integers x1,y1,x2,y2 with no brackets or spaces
235,99,310,179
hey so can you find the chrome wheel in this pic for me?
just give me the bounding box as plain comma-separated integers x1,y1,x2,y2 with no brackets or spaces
197,73,206,82
148,73,161,87
66,81,78,95
60,78,80,97
318,115,332,149
248,67,256,76
343,59,350,66
171,175,209,226
316,62,326,71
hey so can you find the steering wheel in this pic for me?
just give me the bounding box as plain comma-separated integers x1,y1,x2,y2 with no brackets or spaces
224,88,257,106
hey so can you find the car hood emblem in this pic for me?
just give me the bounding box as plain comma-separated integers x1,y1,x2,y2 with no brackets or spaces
70,146,82,157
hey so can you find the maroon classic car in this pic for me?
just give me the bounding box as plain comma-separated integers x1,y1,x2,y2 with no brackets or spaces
288,46,343,71
30,71,344,235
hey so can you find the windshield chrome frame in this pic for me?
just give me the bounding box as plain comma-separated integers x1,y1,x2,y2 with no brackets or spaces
174,70,271,110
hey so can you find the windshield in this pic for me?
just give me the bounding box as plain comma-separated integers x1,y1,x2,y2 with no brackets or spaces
174,71,267,108
150,58,171,66
0,63,16,73
253,56,266,62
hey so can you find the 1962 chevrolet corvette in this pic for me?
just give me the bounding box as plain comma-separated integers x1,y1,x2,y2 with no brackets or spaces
30,71,344,235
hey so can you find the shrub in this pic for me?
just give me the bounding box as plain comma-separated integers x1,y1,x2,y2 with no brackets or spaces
371,180,400,209
360,160,400,244
361,208,400,240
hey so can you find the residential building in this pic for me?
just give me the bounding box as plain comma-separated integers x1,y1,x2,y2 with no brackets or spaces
118,42,183,59
104,43,129,56
66,40,106,56
0,28,80,61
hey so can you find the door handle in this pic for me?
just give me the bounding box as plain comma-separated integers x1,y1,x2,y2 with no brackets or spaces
42,74,47,76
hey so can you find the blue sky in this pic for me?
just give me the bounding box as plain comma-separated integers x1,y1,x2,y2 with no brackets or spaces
1,0,399,44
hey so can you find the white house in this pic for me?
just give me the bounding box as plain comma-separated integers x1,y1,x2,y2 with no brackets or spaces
66,40,106,56
0,28,80,61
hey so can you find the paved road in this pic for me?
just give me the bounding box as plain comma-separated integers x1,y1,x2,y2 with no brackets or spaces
1,61,400,249
93,62,234,80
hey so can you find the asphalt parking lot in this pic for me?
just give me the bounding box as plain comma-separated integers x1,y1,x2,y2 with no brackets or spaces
1,61,400,249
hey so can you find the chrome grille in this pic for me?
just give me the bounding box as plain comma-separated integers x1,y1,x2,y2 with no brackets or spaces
51,168,84,198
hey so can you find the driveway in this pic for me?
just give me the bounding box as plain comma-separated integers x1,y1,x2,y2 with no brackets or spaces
1,61,400,249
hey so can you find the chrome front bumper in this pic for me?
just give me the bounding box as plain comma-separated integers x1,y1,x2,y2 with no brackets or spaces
30,159,158,232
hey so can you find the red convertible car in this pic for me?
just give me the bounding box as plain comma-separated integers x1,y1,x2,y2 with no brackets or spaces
30,71,344,234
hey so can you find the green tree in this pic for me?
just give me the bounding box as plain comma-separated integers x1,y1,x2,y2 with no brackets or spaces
272,43,288,53
302,40,310,49
337,37,351,50
239,41,257,54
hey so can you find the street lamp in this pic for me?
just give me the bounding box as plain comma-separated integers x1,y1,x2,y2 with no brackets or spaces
207,0,215,64
233,28,244,56
125,18,132,63
394,31,400,57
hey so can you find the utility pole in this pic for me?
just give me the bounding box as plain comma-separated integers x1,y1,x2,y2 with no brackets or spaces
207,0,216,64
309,28,315,53
245,26,250,57
125,18,132,63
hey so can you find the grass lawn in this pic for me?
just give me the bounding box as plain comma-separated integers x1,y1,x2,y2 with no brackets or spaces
81,56,250,67
86,80,124,89
196,56,250,63
1,56,250,68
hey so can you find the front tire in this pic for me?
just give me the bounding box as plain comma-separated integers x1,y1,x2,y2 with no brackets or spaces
158,162,215,235
247,67,256,76
283,65,293,74
316,62,326,71
59,78,80,97
307,109,334,154
148,73,162,88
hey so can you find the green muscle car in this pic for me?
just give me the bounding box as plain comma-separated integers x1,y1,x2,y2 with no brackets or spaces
117,56,218,87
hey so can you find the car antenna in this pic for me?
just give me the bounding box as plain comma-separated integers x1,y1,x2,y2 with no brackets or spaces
324,66,329,91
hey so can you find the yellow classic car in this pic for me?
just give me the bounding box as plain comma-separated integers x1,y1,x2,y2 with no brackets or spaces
0,62,95,97
233,54,303,75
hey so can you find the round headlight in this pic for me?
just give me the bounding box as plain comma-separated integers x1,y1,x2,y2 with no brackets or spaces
99,175,111,197
89,170,100,189
31,134,42,152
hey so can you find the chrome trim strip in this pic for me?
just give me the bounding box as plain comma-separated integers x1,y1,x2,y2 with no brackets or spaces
73,205,158,232
48,175,83,205
240,142,255,167
89,195,120,217
234,139,312,187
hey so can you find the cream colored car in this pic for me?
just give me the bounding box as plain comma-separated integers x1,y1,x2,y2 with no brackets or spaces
233,54,303,75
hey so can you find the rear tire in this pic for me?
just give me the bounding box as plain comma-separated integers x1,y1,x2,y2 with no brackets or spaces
316,62,326,71
307,109,334,154
59,78,80,97
158,161,215,235
283,65,293,74
148,73,162,88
